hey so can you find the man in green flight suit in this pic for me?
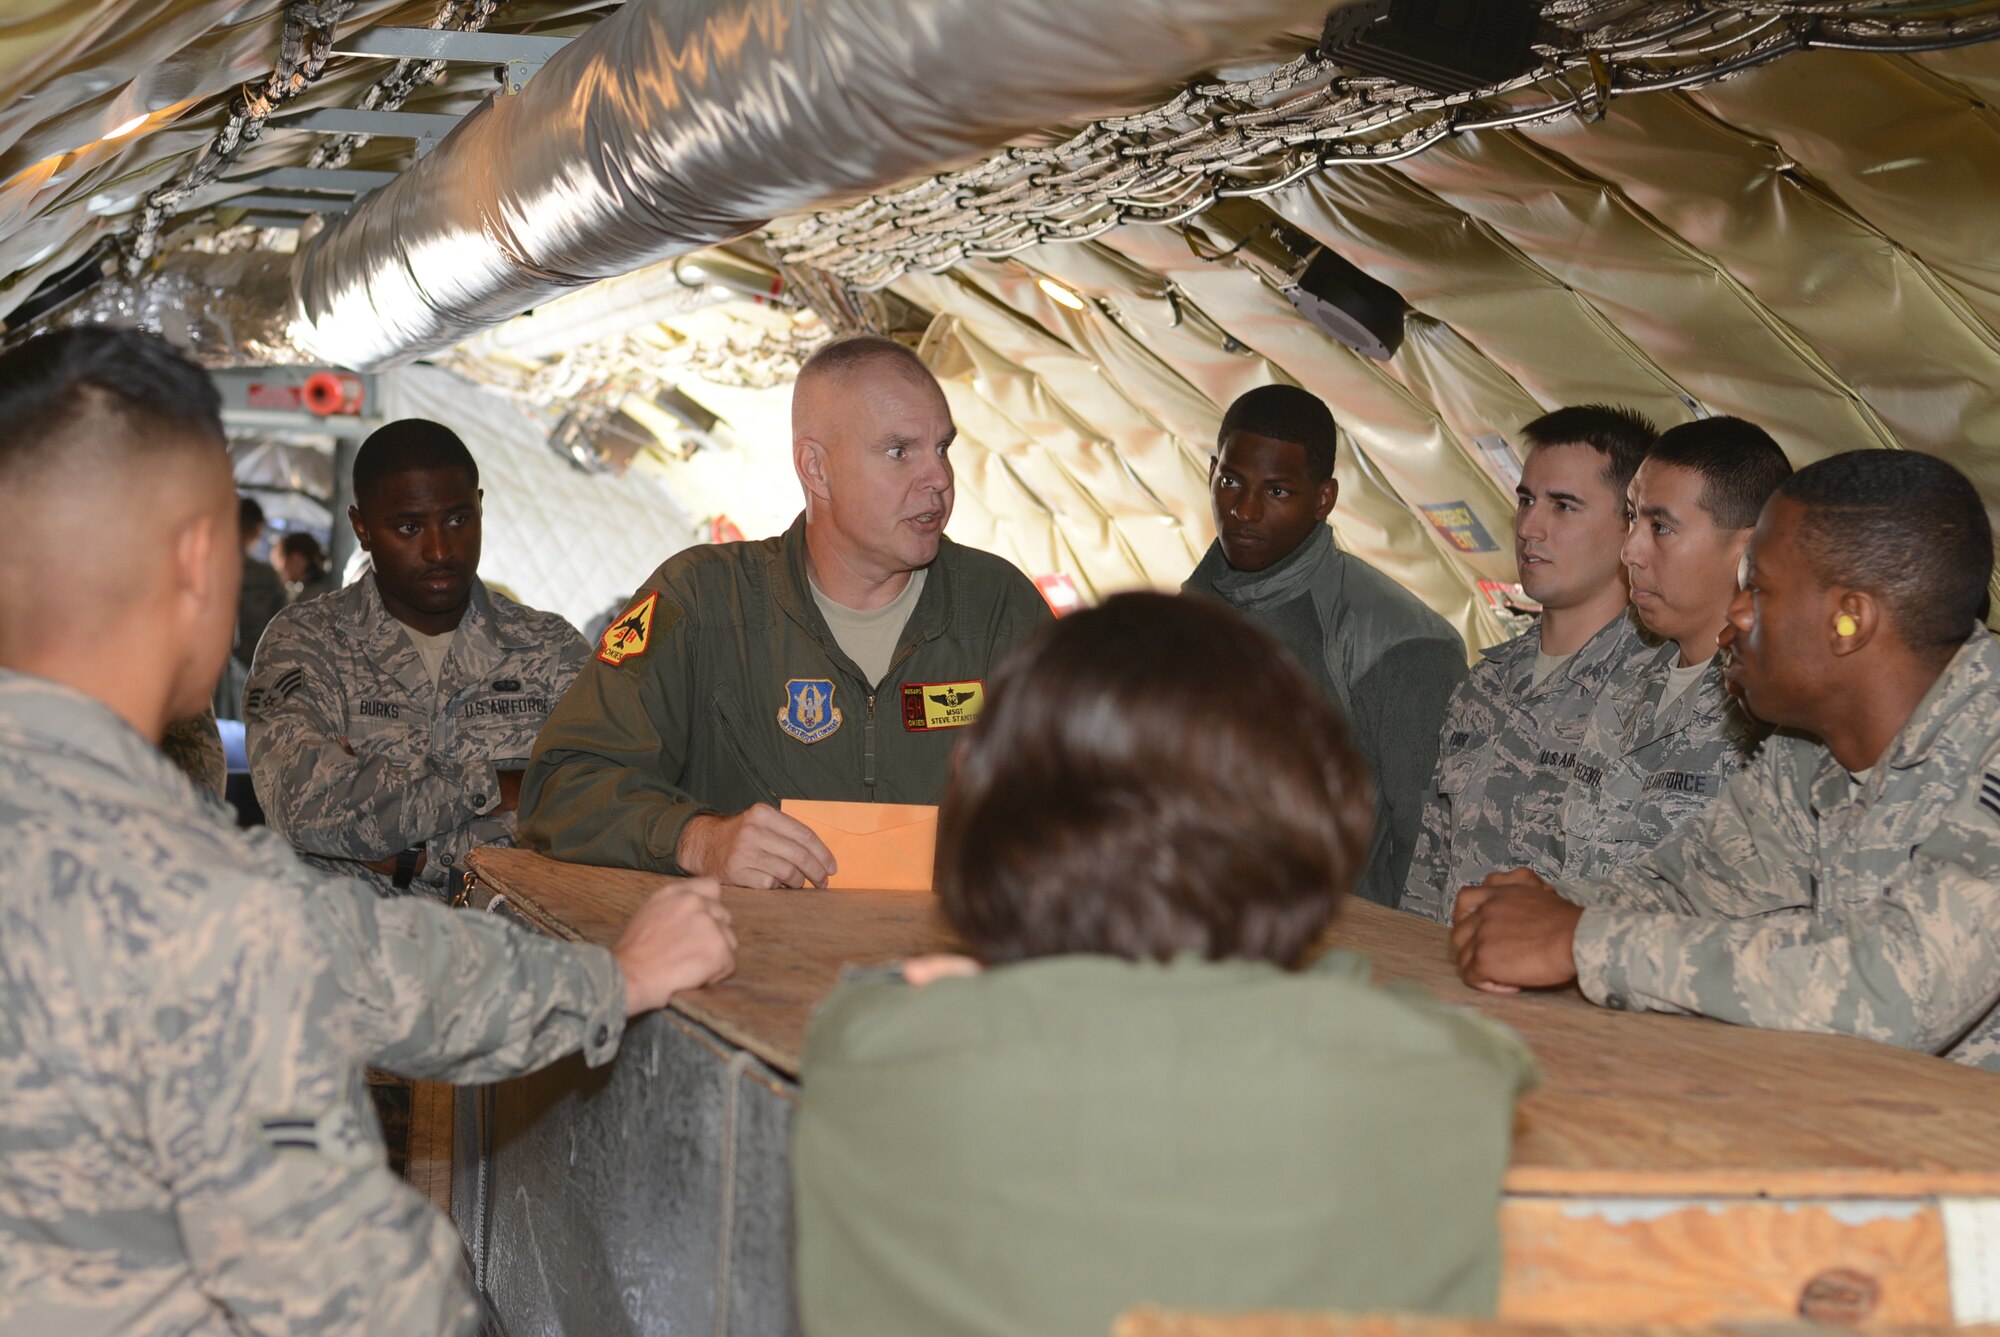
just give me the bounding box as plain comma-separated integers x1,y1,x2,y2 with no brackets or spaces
521,334,1052,888
1183,384,1467,907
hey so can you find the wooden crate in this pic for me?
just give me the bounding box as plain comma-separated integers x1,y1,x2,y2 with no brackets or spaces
1113,1316,2000,1337
465,847,2000,1327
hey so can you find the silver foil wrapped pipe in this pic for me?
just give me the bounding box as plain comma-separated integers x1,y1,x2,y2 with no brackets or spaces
288,0,1336,370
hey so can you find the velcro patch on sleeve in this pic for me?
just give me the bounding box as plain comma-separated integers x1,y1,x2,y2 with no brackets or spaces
597,592,658,667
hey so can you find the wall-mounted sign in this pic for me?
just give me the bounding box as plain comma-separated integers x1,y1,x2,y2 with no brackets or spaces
1419,501,1501,554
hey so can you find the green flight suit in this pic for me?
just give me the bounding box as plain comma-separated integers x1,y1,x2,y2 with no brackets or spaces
520,516,1050,872
1184,527,1469,907
794,950,1537,1337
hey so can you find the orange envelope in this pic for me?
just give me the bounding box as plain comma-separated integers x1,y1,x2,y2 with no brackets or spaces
781,799,937,892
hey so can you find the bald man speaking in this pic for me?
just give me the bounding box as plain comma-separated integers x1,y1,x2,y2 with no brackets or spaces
522,335,1050,887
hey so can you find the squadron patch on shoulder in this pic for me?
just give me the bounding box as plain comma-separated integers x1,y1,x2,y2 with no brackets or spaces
597,593,658,667
901,680,985,731
1980,770,2000,822
778,678,842,744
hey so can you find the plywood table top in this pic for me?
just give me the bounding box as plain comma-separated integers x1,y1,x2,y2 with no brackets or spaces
465,846,2000,1199
1113,1316,1995,1337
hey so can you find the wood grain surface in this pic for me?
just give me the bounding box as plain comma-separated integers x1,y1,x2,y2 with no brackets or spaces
1115,1316,1991,1337
463,847,2000,1198
1498,1199,1949,1323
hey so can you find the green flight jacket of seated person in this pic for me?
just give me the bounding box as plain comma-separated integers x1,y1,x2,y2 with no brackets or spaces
519,515,1051,872
1184,526,1469,908
793,951,1537,1337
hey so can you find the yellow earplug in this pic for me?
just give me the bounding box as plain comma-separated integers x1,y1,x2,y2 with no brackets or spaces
1836,614,1858,637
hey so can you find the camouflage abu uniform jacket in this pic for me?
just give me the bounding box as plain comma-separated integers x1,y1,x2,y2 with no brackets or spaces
0,671,626,1336
1402,612,1667,922
1559,632,2000,1069
1554,655,1769,881
520,515,1050,873
246,577,587,896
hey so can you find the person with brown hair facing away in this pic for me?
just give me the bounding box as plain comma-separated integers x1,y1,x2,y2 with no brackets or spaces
792,592,1536,1337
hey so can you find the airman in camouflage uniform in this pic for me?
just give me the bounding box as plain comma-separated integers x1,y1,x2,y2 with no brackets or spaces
1453,451,2000,1068
2,688,629,1334
247,577,585,896
1401,613,1666,921
0,326,733,1337
1556,661,1766,881
1402,404,1665,923
1563,632,2000,1067
1555,418,1792,881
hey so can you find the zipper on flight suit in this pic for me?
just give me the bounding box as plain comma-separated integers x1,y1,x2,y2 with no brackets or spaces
863,642,921,800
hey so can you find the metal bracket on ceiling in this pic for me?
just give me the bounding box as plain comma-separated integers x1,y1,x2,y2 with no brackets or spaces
230,167,401,194
222,192,353,215
330,27,573,96
193,168,393,223
271,108,467,157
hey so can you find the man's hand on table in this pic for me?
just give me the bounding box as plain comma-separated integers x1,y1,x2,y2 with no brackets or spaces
677,804,837,890
1450,868,1584,995
901,954,981,987
613,877,738,1014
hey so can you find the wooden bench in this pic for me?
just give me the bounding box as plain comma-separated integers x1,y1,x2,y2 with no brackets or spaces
463,846,2000,1327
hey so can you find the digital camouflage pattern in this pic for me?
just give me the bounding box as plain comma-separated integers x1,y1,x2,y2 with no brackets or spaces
1555,656,1769,880
1561,632,2000,1069
161,707,227,797
245,576,587,897
0,669,626,1335
1184,527,1467,907
520,516,1049,873
1402,613,1667,922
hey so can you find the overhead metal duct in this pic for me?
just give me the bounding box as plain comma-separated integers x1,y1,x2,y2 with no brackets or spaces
288,0,1336,370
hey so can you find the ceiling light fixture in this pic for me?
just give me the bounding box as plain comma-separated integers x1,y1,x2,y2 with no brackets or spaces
1036,276,1086,311
103,114,150,141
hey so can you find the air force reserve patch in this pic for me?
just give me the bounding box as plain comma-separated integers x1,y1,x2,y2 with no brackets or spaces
597,592,658,667
779,678,842,744
902,679,985,731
